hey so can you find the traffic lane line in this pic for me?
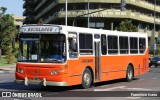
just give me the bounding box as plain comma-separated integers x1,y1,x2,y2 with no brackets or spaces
94,85,152,91
94,86,126,91
126,97,141,99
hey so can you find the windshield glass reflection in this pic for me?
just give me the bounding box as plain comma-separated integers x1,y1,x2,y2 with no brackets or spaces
18,34,66,63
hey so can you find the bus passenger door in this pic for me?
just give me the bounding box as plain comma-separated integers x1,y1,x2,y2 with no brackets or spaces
94,41,101,81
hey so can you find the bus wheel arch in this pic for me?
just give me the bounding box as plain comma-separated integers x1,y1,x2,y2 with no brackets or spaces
81,66,93,89
126,63,134,82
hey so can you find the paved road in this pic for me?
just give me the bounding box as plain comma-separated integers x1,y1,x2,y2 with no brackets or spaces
0,67,160,100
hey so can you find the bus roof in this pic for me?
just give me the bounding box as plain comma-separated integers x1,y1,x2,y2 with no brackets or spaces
20,24,147,38
61,25,147,38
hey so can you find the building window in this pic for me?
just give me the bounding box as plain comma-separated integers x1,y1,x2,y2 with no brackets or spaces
90,3,98,9
130,37,138,54
89,22,96,27
139,38,146,53
89,22,104,29
97,22,104,28
79,33,93,55
101,34,107,55
108,36,118,54
119,36,128,54
15,19,23,22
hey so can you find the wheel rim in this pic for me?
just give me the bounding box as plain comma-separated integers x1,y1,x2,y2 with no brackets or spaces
84,73,90,86
128,69,133,79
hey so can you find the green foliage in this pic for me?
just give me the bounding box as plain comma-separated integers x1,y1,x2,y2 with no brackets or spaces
149,47,154,54
0,14,17,63
155,49,160,55
0,56,15,66
5,45,15,64
0,7,7,15
37,18,44,24
149,46,160,56
0,14,17,49
117,19,138,32
22,43,27,58
14,43,19,58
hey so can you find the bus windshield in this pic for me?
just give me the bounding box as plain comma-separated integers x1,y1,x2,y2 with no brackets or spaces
18,34,66,63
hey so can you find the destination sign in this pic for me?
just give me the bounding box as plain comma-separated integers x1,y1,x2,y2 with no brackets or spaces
20,26,60,33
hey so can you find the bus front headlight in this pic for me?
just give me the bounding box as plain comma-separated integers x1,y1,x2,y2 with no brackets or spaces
51,69,65,75
18,68,24,74
51,70,59,75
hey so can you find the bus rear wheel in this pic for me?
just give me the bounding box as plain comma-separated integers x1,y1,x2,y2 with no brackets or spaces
81,68,92,89
126,65,134,82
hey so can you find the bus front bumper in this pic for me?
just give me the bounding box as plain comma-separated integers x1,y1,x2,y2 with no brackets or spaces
14,77,68,86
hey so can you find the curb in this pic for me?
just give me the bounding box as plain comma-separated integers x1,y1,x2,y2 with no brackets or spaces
0,70,15,74
0,65,16,72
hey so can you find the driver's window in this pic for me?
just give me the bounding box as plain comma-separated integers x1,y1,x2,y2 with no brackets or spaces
68,33,78,58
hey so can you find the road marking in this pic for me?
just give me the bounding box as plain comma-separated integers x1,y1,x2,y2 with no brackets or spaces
13,99,21,100
138,79,144,81
75,89,87,91
94,86,126,91
94,85,152,91
100,85,111,87
0,71,4,74
123,88,152,91
126,97,141,99
152,78,157,80
75,89,81,91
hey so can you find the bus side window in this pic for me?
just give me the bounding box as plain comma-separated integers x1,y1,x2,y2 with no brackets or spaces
101,34,107,55
68,33,78,58
139,38,146,53
119,36,129,54
79,33,93,55
130,37,138,54
108,35,118,54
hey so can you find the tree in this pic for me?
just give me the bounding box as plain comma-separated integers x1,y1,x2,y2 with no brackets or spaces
117,19,138,32
0,7,7,58
0,14,17,63
0,7,7,15
37,18,44,24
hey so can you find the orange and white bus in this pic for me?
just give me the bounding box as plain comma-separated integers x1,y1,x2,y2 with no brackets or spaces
15,24,149,88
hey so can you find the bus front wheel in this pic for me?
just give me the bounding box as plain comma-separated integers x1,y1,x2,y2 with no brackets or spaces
81,68,92,89
126,65,134,82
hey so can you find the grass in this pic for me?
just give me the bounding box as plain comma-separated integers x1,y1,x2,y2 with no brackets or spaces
0,56,16,67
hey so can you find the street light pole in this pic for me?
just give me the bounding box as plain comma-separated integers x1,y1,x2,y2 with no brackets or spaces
154,0,156,36
65,0,67,26
73,11,79,26
88,0,90,28
153,0,156,56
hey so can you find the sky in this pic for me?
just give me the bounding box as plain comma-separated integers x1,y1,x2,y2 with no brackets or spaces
0,0,24,16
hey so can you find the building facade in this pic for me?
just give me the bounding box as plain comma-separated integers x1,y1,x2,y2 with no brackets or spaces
11,14,25,27
23,0,160,42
